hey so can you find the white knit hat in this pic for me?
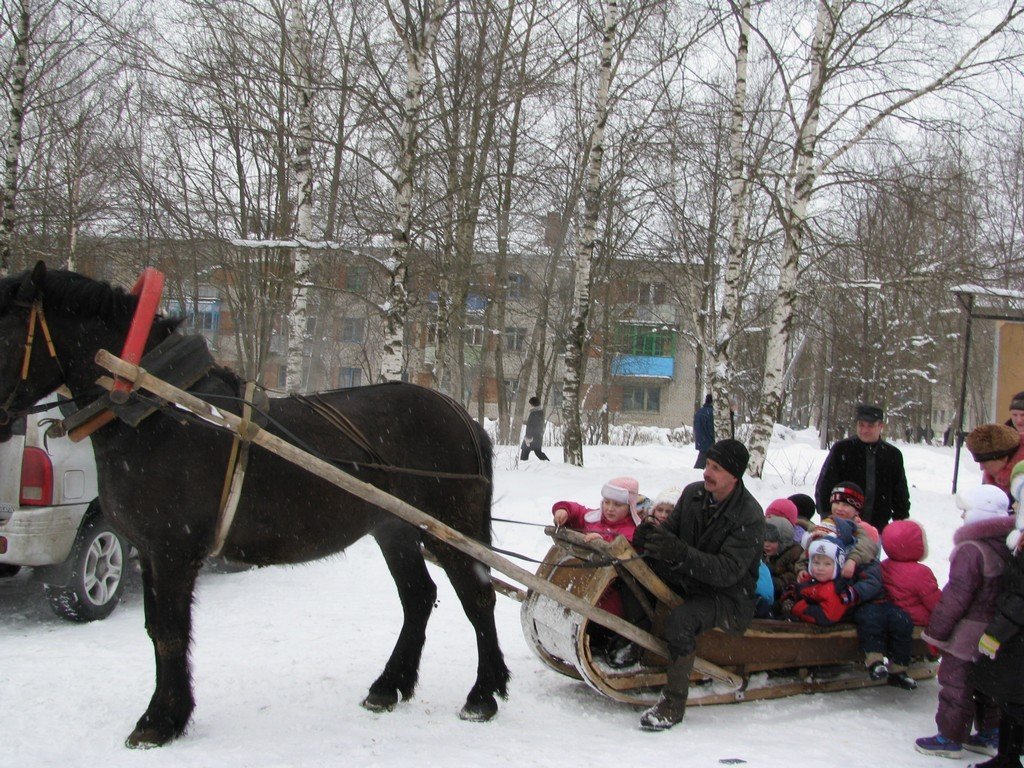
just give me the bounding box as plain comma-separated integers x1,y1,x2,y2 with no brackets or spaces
956,485,1010,526
654,486,683,508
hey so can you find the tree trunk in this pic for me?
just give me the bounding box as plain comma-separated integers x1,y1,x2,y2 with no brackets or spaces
1,0,29,275
379,0,448,382
285,0,314,393
561,0,620,467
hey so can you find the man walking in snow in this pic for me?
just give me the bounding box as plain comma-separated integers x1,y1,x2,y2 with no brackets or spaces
814,403,910,535
693,394,715,469
632,438,764,731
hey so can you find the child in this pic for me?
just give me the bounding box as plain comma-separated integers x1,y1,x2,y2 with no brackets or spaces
763,516,801,606
795,514,878,583
881,519,942,628
552,476,642,666
969,463,1024,768
551,476,641,543
766,498,805,545
789,492,818,527
781,537,850,625
644,486,682,526
915,485,1015,759
826,482,881,578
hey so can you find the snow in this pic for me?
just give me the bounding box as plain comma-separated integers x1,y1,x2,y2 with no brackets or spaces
1,431,990,767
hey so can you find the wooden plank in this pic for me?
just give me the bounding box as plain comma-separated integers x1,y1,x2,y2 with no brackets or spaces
95,350,743,690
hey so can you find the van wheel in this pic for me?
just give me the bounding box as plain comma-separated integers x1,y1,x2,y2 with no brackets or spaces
45,517,127,622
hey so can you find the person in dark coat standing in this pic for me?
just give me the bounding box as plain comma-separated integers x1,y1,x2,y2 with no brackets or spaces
520,396,550,461
971,462,1024,768
814,403,910,534
632,438,764,730
693,394,715,469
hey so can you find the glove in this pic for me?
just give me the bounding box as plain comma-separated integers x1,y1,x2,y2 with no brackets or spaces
838,586,859,606
641,525,688,563
978,633,1001,659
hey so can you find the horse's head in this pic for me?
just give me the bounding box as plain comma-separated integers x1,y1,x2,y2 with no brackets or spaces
0,262,66,427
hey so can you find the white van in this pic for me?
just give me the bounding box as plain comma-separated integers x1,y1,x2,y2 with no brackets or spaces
0,395,128,621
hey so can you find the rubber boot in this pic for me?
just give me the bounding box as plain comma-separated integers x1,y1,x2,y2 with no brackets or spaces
639,654,694,731
970,718,1024,768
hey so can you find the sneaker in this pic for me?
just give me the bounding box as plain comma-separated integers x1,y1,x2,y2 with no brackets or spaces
915,734,964,759
963,730,999,757
867,660,888,681
888,670,918,690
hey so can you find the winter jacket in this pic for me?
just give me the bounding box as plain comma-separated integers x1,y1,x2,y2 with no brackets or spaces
982,433,1024,495
694,404,715,453
764,540,802,598
880,519,942,626
923,516,1014,660
815,437,911,533
796,517,878,576
789,579,849,626
973,545,1024,705
634,479,764,633
550,501,636,543
523,406,546,448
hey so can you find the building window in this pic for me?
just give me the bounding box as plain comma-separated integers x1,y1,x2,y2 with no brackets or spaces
346,265,368,293
504,378,519,400
168,298,220,333
467,325,485,347
507,273,526,300
505,326,526,352
341,317,364,343
626,281,667,307
338,367,362,388
622,386,661,413
618,325,674,357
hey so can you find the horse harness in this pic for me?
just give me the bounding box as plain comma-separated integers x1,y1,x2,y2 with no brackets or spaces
0,299,63,424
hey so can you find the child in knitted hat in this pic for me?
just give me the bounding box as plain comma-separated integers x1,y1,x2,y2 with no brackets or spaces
763,516,801,609
645,486,682,526
551,476,641,544
827,482,881,578
915,485,1015,759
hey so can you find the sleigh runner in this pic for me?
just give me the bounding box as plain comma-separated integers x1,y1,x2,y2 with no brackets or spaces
521,527,937,706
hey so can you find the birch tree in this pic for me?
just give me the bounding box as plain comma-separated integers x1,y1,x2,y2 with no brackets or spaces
744,0,1024,476
561,0,621,466
377,0,448,382
0,0,28,274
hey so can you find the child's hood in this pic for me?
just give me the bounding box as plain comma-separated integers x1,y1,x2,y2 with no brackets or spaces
881,518,927,562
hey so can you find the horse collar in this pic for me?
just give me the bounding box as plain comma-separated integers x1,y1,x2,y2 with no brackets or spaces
0,299,63,423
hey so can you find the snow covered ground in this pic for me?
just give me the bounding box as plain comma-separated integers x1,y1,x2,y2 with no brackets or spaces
1,429,989,767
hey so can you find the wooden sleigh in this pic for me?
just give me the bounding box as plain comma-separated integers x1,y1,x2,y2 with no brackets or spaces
521,527,937,706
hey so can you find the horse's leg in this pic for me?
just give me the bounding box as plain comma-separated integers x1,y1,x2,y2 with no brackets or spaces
126,553,201,748
362,524,437,712
428,541,510,721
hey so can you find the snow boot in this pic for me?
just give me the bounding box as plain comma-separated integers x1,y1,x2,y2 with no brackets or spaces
969,719,1024,768
639,654,693,731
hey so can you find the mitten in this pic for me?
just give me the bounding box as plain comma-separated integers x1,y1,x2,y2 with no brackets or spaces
978,633,1001,659
641,525,688,563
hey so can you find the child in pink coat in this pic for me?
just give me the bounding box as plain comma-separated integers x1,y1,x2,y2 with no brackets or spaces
881,519,942,627
551,476,641,543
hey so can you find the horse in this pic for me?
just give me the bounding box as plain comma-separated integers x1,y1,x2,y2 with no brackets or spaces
0,262,509,747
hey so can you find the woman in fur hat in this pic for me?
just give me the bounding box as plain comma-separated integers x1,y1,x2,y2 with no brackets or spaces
966,424,1024,497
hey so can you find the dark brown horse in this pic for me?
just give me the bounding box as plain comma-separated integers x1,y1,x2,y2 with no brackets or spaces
0,262,508,747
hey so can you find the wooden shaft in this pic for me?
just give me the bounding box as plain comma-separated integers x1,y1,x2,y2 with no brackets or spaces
94,349,742,689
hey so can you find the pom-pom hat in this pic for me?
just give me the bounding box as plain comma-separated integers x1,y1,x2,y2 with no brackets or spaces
830,482,865,511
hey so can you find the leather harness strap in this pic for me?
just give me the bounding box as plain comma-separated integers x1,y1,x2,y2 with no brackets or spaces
210,380,257,558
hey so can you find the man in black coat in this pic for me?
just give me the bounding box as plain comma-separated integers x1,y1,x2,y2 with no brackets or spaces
814,403,910,534
633,438,764,731
693,394,715,469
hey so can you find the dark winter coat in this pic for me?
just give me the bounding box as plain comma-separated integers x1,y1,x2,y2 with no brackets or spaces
634,479,764,633
764,540,802,598
814,437,911,533
790,579,849,626
694,404,715,453
973,544,1024,705
880,519,942,626
523,405,546,448
924,516,1015,661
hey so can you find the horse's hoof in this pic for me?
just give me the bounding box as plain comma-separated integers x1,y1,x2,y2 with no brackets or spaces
361,692,397,713
125,727,170,749
459,698,497,722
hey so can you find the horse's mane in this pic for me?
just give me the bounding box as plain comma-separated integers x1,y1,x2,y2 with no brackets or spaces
0,267,181,335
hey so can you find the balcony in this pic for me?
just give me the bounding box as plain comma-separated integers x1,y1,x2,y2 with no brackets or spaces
611,354,674,379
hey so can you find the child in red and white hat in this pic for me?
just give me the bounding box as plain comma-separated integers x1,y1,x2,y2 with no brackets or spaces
551,476,641,543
